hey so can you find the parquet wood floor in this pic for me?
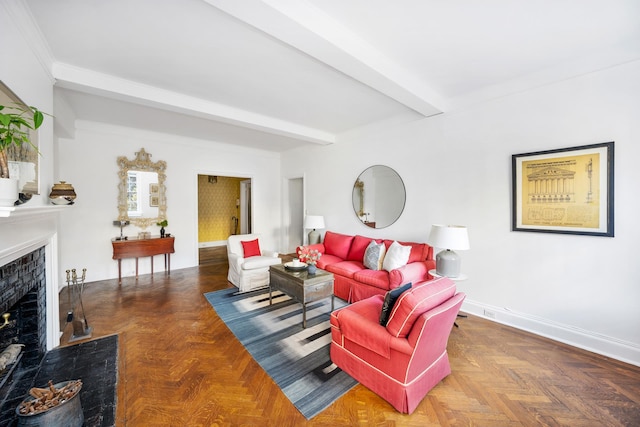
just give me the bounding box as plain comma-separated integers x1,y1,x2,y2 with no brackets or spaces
59,250,640,426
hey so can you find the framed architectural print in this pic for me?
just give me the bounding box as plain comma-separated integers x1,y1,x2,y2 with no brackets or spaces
512,142,614,237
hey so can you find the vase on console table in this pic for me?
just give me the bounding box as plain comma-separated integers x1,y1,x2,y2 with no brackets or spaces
160,227,165,238
307,264,317,275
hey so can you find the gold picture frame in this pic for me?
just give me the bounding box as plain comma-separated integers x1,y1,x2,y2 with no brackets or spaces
512,142,614,237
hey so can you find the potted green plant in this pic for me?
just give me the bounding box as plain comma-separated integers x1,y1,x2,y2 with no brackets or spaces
157,219,168,237
0,103,45,206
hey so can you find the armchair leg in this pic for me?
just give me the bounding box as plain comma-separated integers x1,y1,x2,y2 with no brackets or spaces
454,313,467,328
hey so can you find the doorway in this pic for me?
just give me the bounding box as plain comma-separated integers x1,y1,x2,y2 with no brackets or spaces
286,177,304,254
240,179,252,235
197,174,252,265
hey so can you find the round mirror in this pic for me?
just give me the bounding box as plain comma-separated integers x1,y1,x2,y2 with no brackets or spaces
352,165,406,229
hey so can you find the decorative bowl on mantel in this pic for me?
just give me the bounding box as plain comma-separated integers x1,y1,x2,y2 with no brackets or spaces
49,181,76,205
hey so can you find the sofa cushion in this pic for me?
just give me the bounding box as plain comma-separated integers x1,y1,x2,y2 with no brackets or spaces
242,255,281,270
316,253,343,269
363,240,386,270
383,241,411,272
353,269,391,290
399,241,427,263
347,235,375,261
323,231,355,260
325,260,364,279
241,238,261,257
386,277,456,338
379,282,412,326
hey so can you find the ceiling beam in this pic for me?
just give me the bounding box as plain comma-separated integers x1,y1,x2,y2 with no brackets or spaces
52,62,335,145
204,0,446,116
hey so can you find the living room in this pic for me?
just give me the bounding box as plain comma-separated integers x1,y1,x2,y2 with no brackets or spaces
1,0,639,424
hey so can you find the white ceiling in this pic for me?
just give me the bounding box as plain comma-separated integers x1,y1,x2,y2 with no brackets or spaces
22,0,640,151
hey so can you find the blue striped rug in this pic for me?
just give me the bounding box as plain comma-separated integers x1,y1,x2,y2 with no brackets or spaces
204,288,357,419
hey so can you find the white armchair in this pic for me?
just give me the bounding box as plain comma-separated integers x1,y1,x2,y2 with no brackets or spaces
227,234,281,293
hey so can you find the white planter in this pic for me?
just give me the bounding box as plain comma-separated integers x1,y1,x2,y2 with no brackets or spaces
0,178,19,207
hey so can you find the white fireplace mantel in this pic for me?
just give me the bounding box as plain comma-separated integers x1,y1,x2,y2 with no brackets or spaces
0,206,65,351
0,204,70,218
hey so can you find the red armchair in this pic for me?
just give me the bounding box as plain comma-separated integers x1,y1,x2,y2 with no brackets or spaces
330,277,465,414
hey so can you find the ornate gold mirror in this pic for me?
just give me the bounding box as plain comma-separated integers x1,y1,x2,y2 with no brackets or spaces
352,165,406,229
117,148,167,229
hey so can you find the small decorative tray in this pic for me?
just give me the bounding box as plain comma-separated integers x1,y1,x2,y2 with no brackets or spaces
284,262,308,271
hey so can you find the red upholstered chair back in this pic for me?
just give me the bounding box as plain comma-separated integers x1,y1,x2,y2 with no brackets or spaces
385,277,457,338
405,291,465,381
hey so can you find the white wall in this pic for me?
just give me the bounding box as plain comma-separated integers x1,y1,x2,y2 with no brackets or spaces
0,2,54,205
282,61,640,366
56,122,282,283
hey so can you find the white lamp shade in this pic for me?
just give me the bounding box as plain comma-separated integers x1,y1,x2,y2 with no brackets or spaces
428,224,470,250
304,215,325,230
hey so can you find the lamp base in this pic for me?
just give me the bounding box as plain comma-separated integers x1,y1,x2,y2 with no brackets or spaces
436,249,461,278
308,229,321,245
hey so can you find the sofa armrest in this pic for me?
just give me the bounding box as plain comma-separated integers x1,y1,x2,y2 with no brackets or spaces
296,243,326,256
332,296,413,358
262,249,279,258
227,252,244,267
388,261,432,289
338,309,392,358
227,253,244,279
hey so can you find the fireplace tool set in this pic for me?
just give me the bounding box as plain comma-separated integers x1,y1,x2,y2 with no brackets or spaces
65,268,92,343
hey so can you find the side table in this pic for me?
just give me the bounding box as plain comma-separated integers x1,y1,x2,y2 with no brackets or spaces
429,269,467,327
428,269,468,281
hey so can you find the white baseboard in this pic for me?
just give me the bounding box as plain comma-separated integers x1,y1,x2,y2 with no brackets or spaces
198,241,227,248
461,299,640,367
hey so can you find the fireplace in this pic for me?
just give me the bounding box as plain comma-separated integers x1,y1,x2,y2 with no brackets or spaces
0,247,48,424
0,209,62,425
0,247,48,365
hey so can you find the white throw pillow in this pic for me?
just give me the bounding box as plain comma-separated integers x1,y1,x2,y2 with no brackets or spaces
363,240,386,270
382,241,411,272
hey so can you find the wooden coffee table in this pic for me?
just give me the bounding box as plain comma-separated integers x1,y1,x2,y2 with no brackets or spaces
269,264,334,328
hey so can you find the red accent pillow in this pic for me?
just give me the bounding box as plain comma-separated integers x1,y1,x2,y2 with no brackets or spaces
241,239,261,257
323,231,354,260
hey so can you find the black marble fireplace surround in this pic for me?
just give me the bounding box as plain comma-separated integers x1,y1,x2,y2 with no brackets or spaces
0,247,48,423
0,248,118,426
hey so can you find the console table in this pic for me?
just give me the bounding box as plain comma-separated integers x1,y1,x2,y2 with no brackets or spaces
112,236,175,284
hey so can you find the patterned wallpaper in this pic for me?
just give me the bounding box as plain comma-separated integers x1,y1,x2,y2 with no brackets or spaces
198,175,243,243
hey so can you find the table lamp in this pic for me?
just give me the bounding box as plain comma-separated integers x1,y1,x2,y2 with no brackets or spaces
113,220,130,240
428,224,470,278
304,215,325,244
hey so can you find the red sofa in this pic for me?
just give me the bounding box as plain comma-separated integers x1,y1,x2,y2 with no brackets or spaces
297,231,436,302
330,277,465,413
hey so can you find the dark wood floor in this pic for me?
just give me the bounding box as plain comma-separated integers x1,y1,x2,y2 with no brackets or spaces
57,247,640,426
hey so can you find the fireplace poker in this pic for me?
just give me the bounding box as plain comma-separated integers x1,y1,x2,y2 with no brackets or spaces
67,268,92,342
65,269,73,323
77,268,89,330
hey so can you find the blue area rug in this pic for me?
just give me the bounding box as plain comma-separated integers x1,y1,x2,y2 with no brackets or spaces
204,288,357,419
